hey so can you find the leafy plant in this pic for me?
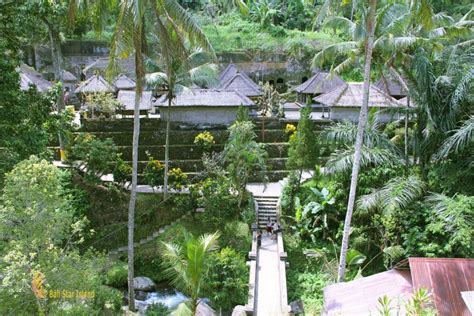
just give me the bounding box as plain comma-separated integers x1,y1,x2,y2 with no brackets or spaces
144,152,165,189
84,92,122,118
168,167,188,190
204,247,248,311
194,131,216,152
161,231,220,315
293,187,337,241
145,303,170,316
68,133,118,182
113,153,132,185
224,120,268,207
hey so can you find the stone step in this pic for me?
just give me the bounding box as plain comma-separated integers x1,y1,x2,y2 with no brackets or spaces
254,196,279,200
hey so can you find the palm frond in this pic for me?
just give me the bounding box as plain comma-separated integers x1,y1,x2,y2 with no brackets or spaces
435,116,474,160
312,41,358,68
323,16,355,37
325,146,401,175
161,0,215,56
356,175,425,214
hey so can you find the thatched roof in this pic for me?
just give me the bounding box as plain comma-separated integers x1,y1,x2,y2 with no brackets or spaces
74,75,116,94
218,72,263,97
398,96,418,107
219,63,238,83
375,75,407,97
63,70,78,82
155,89,254,107
83,57,135,79
19,64,53,92
117,90,152,110
40,65,78,82
113,74,136,90
294,71,346,95
314,83,404,108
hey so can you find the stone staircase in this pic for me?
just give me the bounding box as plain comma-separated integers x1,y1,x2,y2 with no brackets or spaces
255,195,279,230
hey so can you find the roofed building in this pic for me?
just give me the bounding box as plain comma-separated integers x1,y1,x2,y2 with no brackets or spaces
322,258,474,316
313,82,405,123
218,72,263,99
154,89,254,125
117,90,152,115
19,64,53,92
218,63,263,99
113,74,136,90
82,57,135,79
375,75,408,99
294,71,346,104
219,63,238,84
75,74,116,94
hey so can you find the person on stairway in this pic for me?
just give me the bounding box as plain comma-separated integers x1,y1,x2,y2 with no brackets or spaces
266,218,273,236
257,230,262,247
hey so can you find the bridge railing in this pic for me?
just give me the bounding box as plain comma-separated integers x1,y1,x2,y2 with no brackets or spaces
276,193,292,314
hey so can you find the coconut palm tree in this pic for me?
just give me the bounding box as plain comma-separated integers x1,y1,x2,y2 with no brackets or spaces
146,44,218,198
107,0,214,310
335,0,377,282
107,0,148,311
162,232,220,315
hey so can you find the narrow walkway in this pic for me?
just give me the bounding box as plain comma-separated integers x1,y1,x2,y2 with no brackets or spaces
256,234,282,315
247,182,290,315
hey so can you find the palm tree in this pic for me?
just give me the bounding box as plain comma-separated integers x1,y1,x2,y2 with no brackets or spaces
107,0,148,310
145,1,215,198
162,232,220,315
336,0,377,283
146,45,218,198
107,0,214,310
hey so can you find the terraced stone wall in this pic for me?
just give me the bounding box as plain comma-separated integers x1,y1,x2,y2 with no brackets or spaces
77,118,332,181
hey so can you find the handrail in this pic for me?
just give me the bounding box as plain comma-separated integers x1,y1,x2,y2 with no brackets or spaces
244,196,260,314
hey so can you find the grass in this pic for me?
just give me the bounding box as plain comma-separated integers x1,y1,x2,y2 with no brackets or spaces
198,13,341,54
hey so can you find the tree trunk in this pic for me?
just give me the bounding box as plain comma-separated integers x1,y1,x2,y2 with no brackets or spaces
191,297,198,316
47,26,66,161
337,0,377,283
163,95,172,198
127,22,145,312
127,89,140,312
404,96,410,175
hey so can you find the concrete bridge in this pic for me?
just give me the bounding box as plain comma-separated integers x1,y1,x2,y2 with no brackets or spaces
244,182,291,315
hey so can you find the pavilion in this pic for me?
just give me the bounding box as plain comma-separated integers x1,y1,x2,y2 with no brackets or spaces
154,89,254,125
314,83,405,123
293,70,346,104
18,64,52,92
113,74,136,90
375,75,408,99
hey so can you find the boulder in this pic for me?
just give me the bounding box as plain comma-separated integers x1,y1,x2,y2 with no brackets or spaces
132,277,156,291
232,305,247,316
134,290,148,301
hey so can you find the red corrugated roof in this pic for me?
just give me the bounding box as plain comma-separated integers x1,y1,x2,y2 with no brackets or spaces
322,269,413,315
409,257,474,316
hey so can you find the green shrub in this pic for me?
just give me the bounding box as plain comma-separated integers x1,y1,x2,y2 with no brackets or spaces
199,177,239,226
144,152,165,188
113,154,132,185
220,221,251,255
194,131,215,152
145,303,170,316
204,247,248,312
105,262,128,287
68,133,118,181
168,167,188,190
